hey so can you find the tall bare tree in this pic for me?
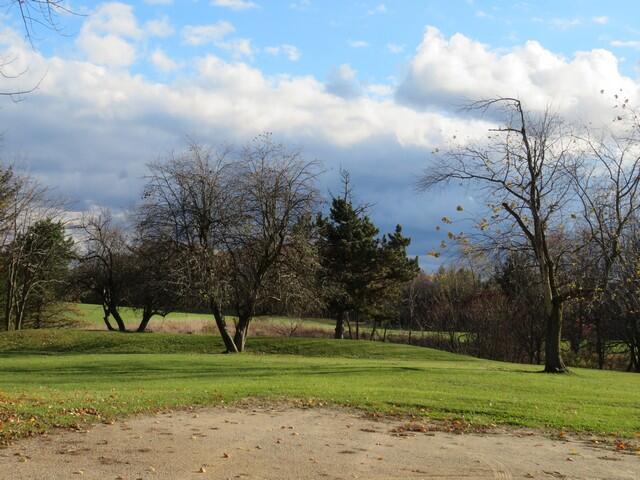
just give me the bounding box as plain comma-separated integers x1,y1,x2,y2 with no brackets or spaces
420,98,578,372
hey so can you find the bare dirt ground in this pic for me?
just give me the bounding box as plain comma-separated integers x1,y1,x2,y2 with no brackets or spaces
1,406,638,480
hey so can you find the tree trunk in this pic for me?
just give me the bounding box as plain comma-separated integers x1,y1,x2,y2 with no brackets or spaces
369,318,377,341
233,315,251,352
101,304,116,331
355,311,360,340
110,305,127,332
544,301,567,373
211,303,238,353
136,308,154,333
334,311,344,339
345,312,353,339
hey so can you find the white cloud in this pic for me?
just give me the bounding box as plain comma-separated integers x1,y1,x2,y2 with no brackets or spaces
2,24,640,265
182,21,252,59
217,38,253,59
549,17,581,29
326,64,361,99
290,0,311,10
144,0,173,4
76,3,141,67
386,43,404,54
182,21,235,46
151,48,178,72
265,44,301,61
211,0,258,10
349,40,369,48
610,40,640,50
592,16,609,25
397,26,638,121
82,2,142,38
367,4,387,15
145,15,174,38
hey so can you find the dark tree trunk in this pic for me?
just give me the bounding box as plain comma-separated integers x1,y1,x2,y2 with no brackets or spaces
544,301,567,373
101,304,116,331
211,303,238,353
369,318,377,341
345,312,353,339
595,317,605,370
136,308,154,333
334,311,344,339
110,305,127,332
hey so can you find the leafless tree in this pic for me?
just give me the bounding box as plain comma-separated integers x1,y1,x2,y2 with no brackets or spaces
420,98,580,372
141,135,321,352
76,210,130,332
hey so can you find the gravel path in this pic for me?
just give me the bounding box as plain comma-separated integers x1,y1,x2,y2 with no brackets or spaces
1,406,638,479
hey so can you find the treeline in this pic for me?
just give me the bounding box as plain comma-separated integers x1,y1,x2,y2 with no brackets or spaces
396,250,640,372
72,141,419,353
0,135,418,355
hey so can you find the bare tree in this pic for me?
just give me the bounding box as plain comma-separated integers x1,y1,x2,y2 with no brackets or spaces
9,0,74,44
420,98,579,372
76,211,130,332
142,135,321,352
224,136,321,351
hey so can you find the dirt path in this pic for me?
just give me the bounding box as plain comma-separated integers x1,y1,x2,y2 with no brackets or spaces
1,407,638,479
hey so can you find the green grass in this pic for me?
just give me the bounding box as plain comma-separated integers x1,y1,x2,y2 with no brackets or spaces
69,303,336,332
0,330,639,442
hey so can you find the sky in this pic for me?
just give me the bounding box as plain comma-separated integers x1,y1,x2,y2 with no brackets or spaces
1,0,639,269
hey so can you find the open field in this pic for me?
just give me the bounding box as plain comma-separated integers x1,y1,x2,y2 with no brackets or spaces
0,330,639,444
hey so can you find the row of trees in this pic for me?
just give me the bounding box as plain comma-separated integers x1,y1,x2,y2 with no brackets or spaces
70,137,418,353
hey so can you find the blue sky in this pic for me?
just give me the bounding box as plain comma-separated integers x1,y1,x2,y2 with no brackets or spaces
1,0,639,268
19,0,636,80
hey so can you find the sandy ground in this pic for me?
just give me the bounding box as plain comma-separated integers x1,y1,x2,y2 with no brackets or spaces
1,407,638,480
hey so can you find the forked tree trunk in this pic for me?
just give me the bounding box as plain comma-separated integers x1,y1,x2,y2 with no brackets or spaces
544,301,566,373
102,304,116,331
233,315,251,352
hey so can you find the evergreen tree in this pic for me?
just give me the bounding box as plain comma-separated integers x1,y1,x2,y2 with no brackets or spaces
317,172,419,339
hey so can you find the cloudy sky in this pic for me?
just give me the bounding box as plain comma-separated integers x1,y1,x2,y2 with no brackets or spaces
1,0,639,268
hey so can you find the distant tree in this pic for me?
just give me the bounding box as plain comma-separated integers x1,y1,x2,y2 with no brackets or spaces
317,177,379,339
318,171,418,339
3,218,73,330
367,225,419,340
127,234,178,333
141,135,320,352
76,211,131,332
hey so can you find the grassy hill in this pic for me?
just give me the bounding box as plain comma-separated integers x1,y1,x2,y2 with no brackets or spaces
0,329,638,443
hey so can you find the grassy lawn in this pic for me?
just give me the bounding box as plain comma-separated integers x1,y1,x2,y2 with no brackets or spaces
69,303,336,333
0,330,639,443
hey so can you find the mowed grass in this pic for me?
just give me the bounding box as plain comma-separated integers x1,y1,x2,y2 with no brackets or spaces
69,303,336,333
0,330,639,442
